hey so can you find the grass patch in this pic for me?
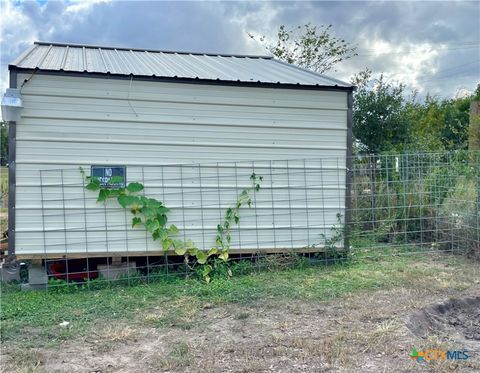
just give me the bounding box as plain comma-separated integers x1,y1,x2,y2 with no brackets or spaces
1,253,477,348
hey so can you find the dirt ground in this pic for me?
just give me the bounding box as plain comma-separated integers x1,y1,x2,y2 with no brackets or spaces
408,296,480,344
2,259,480,372
3,291,479,372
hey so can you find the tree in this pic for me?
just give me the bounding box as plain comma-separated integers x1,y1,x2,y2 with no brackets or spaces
351,69,413,153
408,93,475,152
352,72,478,154
249,24,357,74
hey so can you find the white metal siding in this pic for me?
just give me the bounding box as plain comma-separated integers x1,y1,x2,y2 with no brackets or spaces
15,73,347,256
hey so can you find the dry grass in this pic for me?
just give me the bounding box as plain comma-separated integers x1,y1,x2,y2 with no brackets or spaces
1,349,45,373
142,296,200,330
148,340,192,371
100,325,136,342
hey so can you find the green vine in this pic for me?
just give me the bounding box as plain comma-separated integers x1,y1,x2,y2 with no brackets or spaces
318,213,345,259
215,173,263,252
80,168,262,282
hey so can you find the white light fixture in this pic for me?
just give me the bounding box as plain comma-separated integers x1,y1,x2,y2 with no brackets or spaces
1,88,23,122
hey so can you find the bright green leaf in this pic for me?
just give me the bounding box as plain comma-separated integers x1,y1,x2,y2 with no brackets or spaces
132,217,142,227
86,178,101,191
97,189,109,202
145,219,160,233
202,265,212,276
218,250,229,262
196,250,208,264
127,182,144,193
117,195,137,208
175,247,187,255
108,176,124,185
162,239,172,251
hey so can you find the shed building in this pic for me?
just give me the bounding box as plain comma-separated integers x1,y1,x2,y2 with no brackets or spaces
7,41,353,260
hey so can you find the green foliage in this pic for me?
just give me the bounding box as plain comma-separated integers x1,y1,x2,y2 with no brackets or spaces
196,172,263,283
349,151,478,253
82,170,178,252
249,23,357,73
352,69,413,154
318,213,346,260
81,168,262,282
352,70,479,154
215,173,263,253
408,95,472,151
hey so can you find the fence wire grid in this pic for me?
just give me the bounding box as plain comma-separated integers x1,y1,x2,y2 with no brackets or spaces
10,151,480,287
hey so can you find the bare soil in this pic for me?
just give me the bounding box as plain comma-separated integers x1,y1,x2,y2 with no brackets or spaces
407,296,480,344
2,288,479,372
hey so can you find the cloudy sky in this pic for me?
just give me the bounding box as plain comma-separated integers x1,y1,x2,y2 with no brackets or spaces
1,0,479,99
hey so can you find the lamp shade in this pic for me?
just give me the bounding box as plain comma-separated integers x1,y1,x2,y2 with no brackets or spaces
1,88,23,122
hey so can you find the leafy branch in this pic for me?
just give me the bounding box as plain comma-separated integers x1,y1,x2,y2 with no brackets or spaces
249,23,357,74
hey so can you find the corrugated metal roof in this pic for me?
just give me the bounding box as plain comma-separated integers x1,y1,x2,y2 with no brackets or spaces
10,42,352,88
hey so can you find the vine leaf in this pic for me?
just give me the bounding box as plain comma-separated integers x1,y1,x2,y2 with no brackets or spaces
97,189,109,202
218,250,229,262
145,219,160,233
108,176,125,185
86,178,101,191
127,182,144,193
196,250,208,264
118,195,137,208
208,247,218,256
162,238,172,251
202,265,212,283
174,240,187,255
132,217,142,227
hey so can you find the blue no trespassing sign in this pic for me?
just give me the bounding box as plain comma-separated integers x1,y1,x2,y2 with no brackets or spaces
91,165,126,188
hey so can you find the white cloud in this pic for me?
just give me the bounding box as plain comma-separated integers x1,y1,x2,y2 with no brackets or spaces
0,0,110,93
228,2,282,55
358,38,442,94
65,0,111,14
0,1,36,93
0,0,478,100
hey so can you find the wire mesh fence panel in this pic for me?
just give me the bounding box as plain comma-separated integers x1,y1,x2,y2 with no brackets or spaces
32,160,346,255
348,151,479,257
12,150,479,287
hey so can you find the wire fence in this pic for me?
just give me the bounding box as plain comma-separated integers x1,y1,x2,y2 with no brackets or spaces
9,150,480,288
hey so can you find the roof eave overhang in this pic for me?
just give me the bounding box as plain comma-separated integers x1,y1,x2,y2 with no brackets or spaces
9,66,355,92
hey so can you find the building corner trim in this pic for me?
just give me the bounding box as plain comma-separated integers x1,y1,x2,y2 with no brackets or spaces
7,70,17,258
344,91,353,251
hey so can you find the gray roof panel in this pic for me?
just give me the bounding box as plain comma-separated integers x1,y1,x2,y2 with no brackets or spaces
10,41,353,88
